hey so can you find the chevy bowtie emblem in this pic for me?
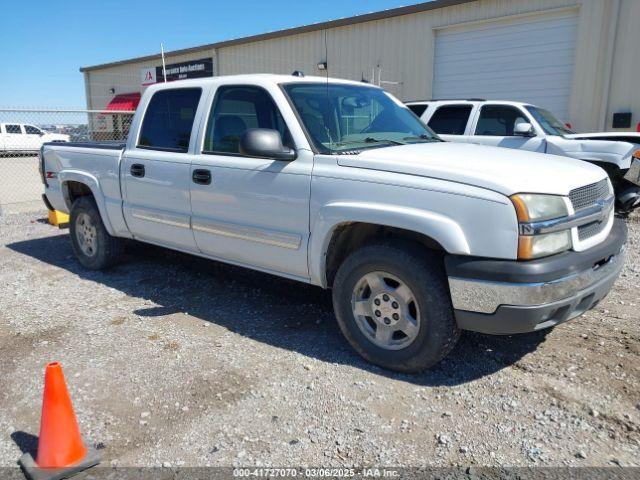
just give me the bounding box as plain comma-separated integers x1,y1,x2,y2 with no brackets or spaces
596,198,611,222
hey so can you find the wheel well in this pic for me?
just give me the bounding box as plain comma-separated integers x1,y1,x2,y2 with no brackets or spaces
587,161,626,188
324,222,446,288
64,181,94,207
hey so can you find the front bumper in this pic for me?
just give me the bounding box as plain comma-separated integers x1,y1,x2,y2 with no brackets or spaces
446,219,627,335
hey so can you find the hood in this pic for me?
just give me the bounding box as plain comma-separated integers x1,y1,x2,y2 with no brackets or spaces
336,142,607,197
546,135,639,169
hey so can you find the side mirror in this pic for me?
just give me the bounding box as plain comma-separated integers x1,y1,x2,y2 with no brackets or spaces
513,122,535,137
239,128,296,161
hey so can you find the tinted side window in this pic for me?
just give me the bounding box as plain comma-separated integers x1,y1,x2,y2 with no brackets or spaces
407,104,428,117
6,124,22,134
138,88,201,152
428,106,472,135
203,86,291,154
475,106,528,136
25,125,41,134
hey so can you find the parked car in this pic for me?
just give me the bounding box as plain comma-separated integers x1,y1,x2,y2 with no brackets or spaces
0,123,69,153
40,74,627,372
405,100,640,213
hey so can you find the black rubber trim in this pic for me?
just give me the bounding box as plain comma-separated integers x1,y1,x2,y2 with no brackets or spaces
44,141,126,150
41,194,54,212
39,145,47,187
445,218,627,284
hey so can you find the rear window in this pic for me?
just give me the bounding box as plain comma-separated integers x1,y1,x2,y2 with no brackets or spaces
407,104,428,117
5,124,22,134
428,105,472,135
138,88,202,152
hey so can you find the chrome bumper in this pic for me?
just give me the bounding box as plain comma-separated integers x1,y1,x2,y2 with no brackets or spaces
448,245,626,315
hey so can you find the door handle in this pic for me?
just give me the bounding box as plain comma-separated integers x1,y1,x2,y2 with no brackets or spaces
130,164,145,177
192,169,211,185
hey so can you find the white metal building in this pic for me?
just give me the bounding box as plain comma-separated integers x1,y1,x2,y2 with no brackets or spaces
81,0,640,133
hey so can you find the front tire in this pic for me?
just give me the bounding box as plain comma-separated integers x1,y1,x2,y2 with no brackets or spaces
332,243,460,372
69,196,123,270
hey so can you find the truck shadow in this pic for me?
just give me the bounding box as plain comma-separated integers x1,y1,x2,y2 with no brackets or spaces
8,234,548,387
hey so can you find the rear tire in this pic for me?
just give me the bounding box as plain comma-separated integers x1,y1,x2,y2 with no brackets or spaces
69,196,123,270
332,242,460,372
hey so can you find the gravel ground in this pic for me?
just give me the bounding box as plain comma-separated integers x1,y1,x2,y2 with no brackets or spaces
0,210,638,471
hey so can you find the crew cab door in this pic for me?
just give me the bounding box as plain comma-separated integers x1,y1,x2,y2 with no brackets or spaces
469,104,545,152
2,124,28,151
189,84,312,279
424,104,476,143
121,87,203,252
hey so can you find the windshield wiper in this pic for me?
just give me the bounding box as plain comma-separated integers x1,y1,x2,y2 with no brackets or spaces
332,137,405,148
403,134,442,142
363,137,405,146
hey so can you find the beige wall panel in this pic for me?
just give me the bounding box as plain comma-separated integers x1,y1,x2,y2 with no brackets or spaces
607,0,640,132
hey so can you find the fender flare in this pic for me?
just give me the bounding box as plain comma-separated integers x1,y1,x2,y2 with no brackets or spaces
308,201,471,286
58,170,115,235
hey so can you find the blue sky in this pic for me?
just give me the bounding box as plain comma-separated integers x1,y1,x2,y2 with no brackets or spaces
0,0,417,108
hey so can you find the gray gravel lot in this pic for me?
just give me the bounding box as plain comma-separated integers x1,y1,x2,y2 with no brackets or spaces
0,210,638,470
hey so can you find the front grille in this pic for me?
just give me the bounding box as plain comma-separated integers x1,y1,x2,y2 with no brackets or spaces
569,179,610,212
578,220,608,241
569,179,612,242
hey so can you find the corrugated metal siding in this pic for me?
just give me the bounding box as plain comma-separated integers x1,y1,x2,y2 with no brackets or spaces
568,0,612,132
607,0,640,132
85,0,636,131
218,31,325,77
214,0,585,101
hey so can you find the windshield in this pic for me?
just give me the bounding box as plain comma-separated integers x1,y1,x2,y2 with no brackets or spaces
525,106,574,135
282,83,439,153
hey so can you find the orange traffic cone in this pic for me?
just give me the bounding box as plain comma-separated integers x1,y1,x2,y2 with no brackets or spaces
18,362,100,480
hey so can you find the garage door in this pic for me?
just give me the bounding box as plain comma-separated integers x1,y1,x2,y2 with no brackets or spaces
432,11,578,122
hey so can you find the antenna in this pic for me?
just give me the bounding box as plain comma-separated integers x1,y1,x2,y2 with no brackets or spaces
323,30,329,83
160,43,167,82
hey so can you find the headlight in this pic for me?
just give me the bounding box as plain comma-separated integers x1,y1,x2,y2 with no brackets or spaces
511,194,568,222
511,194,571,260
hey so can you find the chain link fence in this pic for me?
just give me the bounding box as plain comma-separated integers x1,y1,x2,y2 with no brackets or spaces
0,109,134,215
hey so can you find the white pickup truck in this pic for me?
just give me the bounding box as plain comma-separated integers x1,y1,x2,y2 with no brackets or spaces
41,74,627,372
1,123,69,153
406,100,640,213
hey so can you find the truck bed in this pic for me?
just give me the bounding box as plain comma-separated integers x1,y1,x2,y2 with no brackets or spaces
41,141,128,237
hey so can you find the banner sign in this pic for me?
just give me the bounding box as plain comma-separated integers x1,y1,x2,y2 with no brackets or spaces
140,58,214,86
157,58,214,82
